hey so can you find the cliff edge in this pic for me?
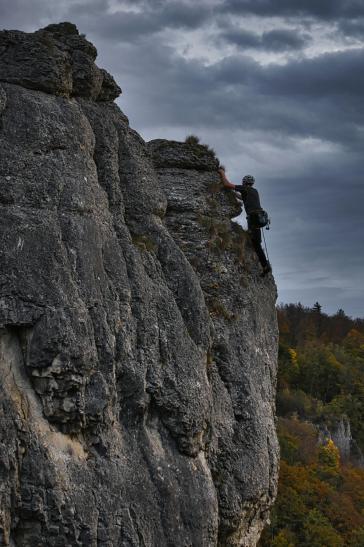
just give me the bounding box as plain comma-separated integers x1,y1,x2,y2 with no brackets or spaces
0,23,279,547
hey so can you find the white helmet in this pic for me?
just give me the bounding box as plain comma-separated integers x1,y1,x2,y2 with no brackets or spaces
242,175,255,185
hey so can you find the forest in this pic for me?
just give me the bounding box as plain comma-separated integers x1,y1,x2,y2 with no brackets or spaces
260,304,364,546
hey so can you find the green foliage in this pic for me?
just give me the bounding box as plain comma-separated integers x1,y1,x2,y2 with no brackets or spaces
276,388,321,419
207,297,235,321
315,440,342,486
302,509,344,547
278,418,318,465
279,432,299,465
347,526,364,546
259,304,364,546
260,447,364,546
197,214,248,263
184,134,217,157
270,529,296,547
185,134,200,144
277,343,300,389
276,304,364,449
312,302,322,314
298,345,344,403
317,440,340,469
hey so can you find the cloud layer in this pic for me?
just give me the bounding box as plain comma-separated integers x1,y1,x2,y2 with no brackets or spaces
1,0,363,316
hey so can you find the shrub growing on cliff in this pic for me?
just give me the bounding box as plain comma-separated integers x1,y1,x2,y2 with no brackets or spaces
185,134,200,144
184,134,217,158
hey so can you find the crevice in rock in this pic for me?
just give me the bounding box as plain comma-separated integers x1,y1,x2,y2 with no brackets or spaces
0,327,87,459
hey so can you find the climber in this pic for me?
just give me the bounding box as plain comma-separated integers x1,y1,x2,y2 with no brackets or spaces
218,168,271,276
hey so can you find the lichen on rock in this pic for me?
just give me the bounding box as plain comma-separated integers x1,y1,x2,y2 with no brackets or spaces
0,23,279,547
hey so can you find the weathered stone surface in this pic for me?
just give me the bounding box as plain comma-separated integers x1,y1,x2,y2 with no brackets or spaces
0,24,279,547
148,140,279,546
149,139,220,171
0,22,121,100
318,417,364,468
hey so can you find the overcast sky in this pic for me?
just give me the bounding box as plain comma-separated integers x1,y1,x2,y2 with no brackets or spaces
1,0,363,317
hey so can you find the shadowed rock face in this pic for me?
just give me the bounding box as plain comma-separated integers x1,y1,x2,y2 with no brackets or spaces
0,23,279,547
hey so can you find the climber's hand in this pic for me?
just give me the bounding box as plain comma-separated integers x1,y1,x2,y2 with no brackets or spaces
218,169,235,189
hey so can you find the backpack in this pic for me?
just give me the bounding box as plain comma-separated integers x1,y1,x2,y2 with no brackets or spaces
249,209,270,228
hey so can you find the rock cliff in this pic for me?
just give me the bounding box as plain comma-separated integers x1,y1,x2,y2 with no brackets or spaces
318,417,364,468
0,23,279,547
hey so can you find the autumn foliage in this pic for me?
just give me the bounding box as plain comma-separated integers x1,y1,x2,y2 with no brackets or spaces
259,304,364,546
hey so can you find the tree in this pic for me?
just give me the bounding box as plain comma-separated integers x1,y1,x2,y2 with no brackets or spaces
348,526,364,546
318,440,340,469
298,346,343,403
271,529,296,546
264,303,364,546
313,302,322,314
302,509,344,547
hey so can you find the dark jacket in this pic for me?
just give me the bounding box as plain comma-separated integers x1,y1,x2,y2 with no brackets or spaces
234,185,262,215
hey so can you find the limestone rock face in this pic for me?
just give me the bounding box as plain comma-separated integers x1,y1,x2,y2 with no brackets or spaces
0,22,120,100
0,23,279,547
319,417,364,468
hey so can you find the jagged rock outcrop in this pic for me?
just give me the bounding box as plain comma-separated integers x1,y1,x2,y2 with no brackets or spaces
0,23,279,547
0,22,120,100
318,417,364,468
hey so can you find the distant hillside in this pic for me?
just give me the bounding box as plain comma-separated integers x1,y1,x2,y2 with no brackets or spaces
260,303,364,546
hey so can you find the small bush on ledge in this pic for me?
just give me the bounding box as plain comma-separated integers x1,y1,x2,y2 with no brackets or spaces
185,134,200,145
185,135,217,158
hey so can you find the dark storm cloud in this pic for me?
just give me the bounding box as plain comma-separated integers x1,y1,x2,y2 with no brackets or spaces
259,29,310,50
97,0,364,21
0,0,56,30
259,48,364,97
251,48,364,146
111,41,364,149
338,17,364,39
261,152,364,317
219,0,364,20
67,0,212,42
65,0,364,48
219,27,311,52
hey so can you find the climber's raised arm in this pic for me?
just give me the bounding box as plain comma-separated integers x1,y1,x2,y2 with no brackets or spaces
218,168,235,189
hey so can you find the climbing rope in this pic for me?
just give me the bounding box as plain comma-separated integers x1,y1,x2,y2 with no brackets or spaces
261,227,270,264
